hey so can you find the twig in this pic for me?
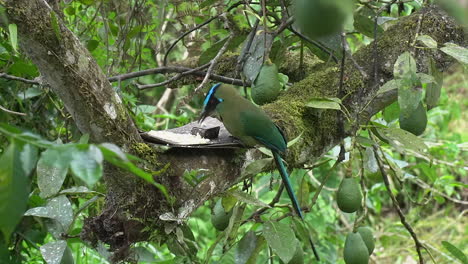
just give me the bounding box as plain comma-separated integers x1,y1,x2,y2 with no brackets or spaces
338,32,347,132
354,146,369,229
373,144,425,264
342,37,368,79
136,63,210,89
0,73,40,85
242,184,285,224
163,15,220,66
163,1,245,66
194,33,234,93
0,104,27,116
310,152,345,208
108,66,248,86
410,177,468,205
66,195,100,235
287,27,339,63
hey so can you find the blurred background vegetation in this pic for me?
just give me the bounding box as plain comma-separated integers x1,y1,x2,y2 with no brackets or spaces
0,0,466,263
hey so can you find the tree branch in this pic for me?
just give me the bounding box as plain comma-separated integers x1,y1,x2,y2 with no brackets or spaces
373,144,425,264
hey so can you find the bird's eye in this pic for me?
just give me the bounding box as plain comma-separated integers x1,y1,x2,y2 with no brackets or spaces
218,98,224,102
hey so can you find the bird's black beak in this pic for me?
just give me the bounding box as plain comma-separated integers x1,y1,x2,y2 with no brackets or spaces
198,110,209,124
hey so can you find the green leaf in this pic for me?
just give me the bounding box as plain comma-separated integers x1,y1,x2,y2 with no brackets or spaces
394,52,416,79
199,34,247,65
25,195,73,232
425,58,443,110
221,195,237,212
298,176,310,209
235,231,257,264
37,147,73,198
60,246,74,264
17,87,43,100
86,40,99,52
354,13,384,38
200,0,217,9
417,35,437,48
0,142,29,242
246,235,266,264
59,186,97,195
227,189,270,208
287,132,303,148
377,79,401,95
441,241,468,264
20,144,38,175
98,144,156,185
65,6,76,16
44,195,74,238
263,221,298,263
241,158,272,178
70,146,103,187
398,75,423,118
131,247,156,262
99,143,128,161
440,43,468,65
376,127,428,156
383,101,400,123
40,240,67,264
306,97,341,110
364,147,378,173
242,28,275,82
417,73,436,84
0,124,55,148
79,134,90,144
8,24,18,53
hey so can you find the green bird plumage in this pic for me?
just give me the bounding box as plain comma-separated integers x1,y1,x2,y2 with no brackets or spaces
200,83,319,260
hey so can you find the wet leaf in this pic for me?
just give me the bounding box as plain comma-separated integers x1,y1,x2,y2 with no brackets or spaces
59,186,96,195
241,158,272,177
394,52,416,79
235,231,257,264
37,147,73,198
241,27,274,83
364,147,378,173
377,79,401,95
440,43,468,65
398,75,423,118
227,189,270,208
376,127,428,156
354,13,384,38
20,144,38,175
425,58,443,110
40,240,67,264
417,35,437,48
263,221,298,263
306,97,341,110
8,24,17,53
383,102,400,123
70,146,103,186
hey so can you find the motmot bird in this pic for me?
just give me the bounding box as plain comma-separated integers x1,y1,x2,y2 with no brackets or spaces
200,83,319,260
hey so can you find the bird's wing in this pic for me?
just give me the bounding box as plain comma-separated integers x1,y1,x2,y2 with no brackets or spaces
239,110,287,154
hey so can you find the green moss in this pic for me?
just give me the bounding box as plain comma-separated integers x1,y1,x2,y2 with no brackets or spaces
131,142,162,167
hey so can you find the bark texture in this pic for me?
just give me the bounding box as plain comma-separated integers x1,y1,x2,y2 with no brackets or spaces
3,1,465,261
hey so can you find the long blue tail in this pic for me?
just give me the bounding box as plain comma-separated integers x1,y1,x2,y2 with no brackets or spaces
272,151,303,218
272,151,320,261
